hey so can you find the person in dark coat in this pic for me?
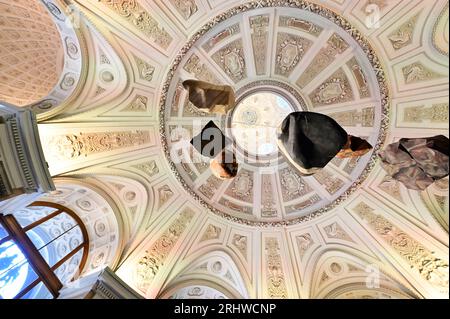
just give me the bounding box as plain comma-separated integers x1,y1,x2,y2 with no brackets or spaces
378,135,449,190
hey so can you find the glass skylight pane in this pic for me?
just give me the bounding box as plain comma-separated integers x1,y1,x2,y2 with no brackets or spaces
0,224,7,240
20,281,53,299
0,241,38,299
26,212,77,250
38,226,83,268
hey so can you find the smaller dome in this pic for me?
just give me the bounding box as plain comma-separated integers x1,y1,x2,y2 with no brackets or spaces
0,0,64,106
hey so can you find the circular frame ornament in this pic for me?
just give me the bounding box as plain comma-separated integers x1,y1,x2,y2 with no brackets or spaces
159,0,390,227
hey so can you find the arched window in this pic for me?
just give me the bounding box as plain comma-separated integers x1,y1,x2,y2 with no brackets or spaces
0,201,89,299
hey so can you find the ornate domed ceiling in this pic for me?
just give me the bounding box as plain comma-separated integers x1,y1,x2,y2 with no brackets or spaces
17,0,448,299
161,3,387,225
0,0,64,106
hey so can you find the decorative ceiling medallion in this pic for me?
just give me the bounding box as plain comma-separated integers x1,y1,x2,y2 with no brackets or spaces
159,0,390,227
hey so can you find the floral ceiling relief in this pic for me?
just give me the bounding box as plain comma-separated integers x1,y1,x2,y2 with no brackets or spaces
135,208,195,294
97,0,173,51
310,68,355,107
275,33,312,77
353,202,449,296
169,0,198,21
265,237,289,299
46,130,151,160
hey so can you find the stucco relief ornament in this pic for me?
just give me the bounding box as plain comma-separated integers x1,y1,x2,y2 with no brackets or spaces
184,54,219,84
404,104,449,123
127,95,148,111
432,3,449,56
49,190,66,197
201,224,221,241
141,66,155,82
297,233,313,259
354,202,449,290
232,234,248,256
211,261,223,273
60,73,76,91
188,287,204,296
43,0,65,21
404,64,426,83
35,99,58,110
158,185,174,207
324,222,352,241
100,0,172,49
316,79,346,104
328,33,348,52
94,221,107,237
107,0,138,17
50,131,150,160
136,255,160,286
134,57,155,82
261,176,277,217
221,48,245,79
92,252,106,269
232,172,253,198
241,109,258,125
124,191,137,202
403,62,443,84
281,172,304,197
172,0,198,20
52,135,83,159
388,14,418,50
65,37,80,59
136,210,195,290
76,199,95,211
277,39,304,74
265,238,288,298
